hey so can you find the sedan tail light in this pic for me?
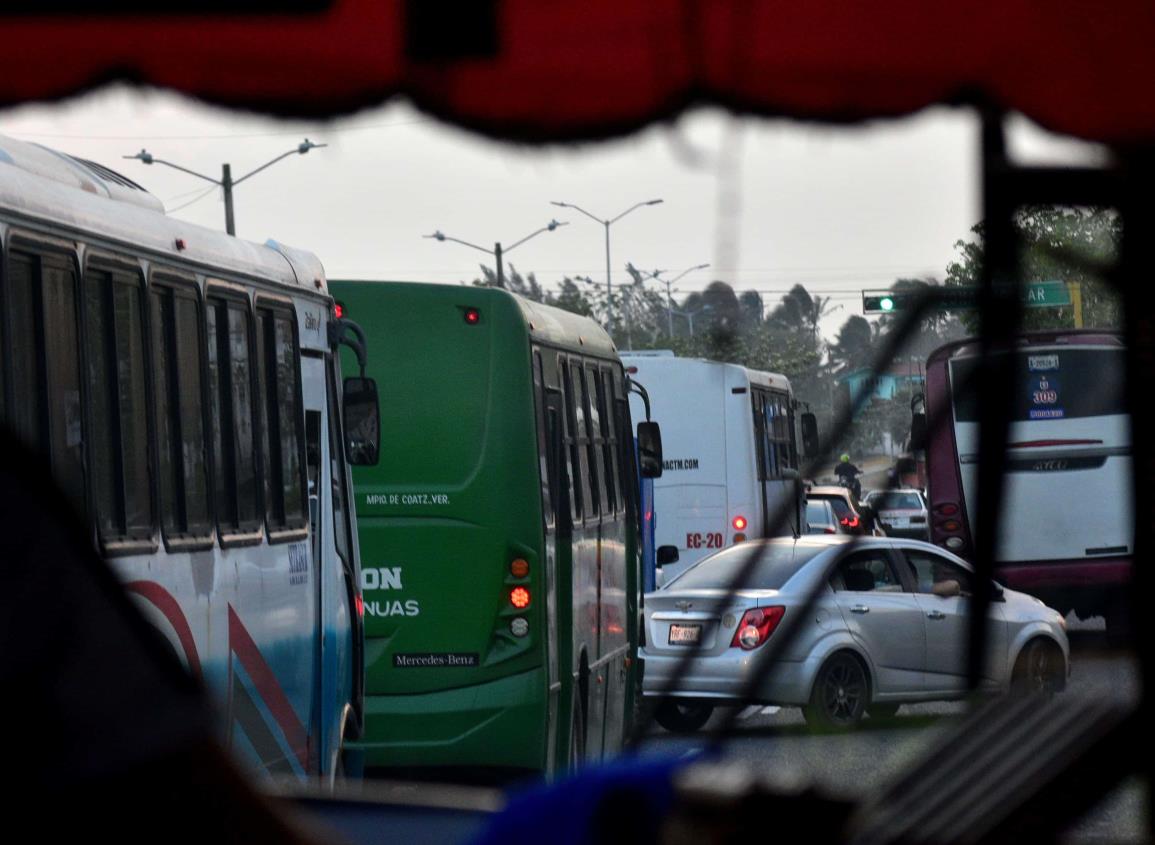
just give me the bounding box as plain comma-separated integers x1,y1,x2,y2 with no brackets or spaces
730,606,785,650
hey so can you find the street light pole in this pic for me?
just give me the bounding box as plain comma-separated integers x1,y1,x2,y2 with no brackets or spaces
550,198,663,336
125,139,325,236
635,263,709,337
424,220,568,288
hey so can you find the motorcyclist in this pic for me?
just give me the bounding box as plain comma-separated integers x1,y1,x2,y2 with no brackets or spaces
834,453,863,499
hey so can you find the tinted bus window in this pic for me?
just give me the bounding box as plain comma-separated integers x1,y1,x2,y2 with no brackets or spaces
152,283,211,538
560,357,583,520
532,350,554,527
86,266,154,541
6,253,43,452
41,256,85,513
583,364,606,517
207,295,260,534
950,349,1127,422
595,368,617,515
257,305,306,534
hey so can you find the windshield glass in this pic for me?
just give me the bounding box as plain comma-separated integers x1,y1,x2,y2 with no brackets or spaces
666,542,826,590
2,61,1141,845
874,492,923,509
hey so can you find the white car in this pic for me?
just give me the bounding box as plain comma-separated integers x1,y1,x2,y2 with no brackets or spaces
641,535,1069,732
864,488,930,540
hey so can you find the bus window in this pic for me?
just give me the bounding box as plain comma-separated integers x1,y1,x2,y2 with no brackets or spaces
6,252,43,453
572,361,596,519
207,295,261,536
595,367,617,515
560,357,583,521
532,350,554,527
257,304,307,536
151,281,211,540
583,363,607,517
86,265,154,542
41,255,85,514
752,391,768,481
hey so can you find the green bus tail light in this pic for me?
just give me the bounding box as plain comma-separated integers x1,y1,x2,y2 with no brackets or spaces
510,587,531,609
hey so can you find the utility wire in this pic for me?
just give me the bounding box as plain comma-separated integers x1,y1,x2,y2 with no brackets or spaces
166,184,218,213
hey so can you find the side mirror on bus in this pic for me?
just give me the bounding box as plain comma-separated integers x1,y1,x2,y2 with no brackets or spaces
637,421,663,478
800,412,819,457
657,545,679,566
343,376,381,466
910,412,927,452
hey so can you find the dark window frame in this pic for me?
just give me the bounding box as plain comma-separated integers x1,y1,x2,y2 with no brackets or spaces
150,271,215,552
4,234,89,519
83,251,159,556
255,294,309,544
205,282,264,548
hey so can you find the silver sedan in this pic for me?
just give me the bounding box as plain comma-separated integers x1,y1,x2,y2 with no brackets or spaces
640,535,1069,732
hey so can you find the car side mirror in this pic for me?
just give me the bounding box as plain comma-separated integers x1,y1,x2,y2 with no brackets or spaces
801,412,819,458
932,579,961,598
657,545,679,566
637,421,663,478
343,376,380,466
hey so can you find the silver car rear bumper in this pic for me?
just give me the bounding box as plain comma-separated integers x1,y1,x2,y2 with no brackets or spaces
640,648,820,706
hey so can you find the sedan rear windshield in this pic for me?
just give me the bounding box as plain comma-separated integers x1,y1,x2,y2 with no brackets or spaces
806,502,831,523
668,543,826,591
873,492,923,510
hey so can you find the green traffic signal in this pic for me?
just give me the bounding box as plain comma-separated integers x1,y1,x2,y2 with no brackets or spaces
879,296,895,312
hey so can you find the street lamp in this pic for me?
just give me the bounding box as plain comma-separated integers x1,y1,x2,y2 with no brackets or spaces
423,220,568,289
125,139,325,236
633,262,709,337
549,198,663,334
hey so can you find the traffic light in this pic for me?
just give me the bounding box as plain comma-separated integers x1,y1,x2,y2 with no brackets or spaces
862,290,900,313
862,286,982,314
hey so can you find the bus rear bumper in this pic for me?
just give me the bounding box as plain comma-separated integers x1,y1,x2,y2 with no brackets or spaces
344,668,548,772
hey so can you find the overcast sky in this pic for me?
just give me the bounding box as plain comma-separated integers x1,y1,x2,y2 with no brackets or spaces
0,85,1107,341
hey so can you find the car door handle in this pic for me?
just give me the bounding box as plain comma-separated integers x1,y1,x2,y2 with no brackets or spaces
926,610,946,620
850,604,870,614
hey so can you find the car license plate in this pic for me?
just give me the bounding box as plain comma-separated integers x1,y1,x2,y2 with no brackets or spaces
889,517,910,528
668,624,702,645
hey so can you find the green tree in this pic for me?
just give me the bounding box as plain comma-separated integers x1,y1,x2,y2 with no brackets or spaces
945,206,1122,331
468,263,546,302
830,315,875,372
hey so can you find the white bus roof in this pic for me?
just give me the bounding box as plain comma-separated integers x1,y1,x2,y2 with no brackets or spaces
0,135,326,294
621,353,792,393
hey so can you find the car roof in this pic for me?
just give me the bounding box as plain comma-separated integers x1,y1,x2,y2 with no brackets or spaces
807,486,855,500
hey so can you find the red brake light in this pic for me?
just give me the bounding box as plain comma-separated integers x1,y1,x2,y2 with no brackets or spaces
464,307,481,325
510,587,531,609
840,515,860,529
334,302,344,319
730,606,785,650
935,503,959,516
355,593,364,618
732,515,748,531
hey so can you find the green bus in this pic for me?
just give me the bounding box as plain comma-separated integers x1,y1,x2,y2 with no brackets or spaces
330,280,659,778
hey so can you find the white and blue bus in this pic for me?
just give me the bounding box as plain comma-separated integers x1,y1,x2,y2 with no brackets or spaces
0,135,376,780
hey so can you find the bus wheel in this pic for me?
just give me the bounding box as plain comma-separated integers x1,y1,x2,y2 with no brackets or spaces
654,700,714,733
803,652,868,729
